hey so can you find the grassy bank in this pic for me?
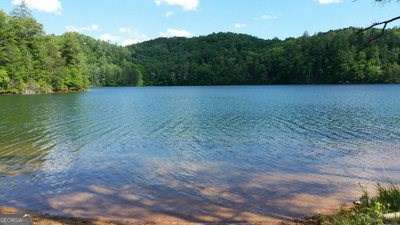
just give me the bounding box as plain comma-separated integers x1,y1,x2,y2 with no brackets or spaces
307,184,400,225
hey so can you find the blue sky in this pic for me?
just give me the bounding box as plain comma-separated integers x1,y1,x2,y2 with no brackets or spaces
1,0,400,45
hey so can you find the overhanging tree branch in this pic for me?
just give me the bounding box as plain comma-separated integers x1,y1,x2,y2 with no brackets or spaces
363,16,400,31
358,0,400,43
360,16,400,43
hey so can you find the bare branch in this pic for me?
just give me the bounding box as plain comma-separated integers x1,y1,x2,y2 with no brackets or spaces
359,16,400,43
362,16,400,31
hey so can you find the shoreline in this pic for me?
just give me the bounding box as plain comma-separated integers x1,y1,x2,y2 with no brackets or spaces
0,205,338,225
2,84,400,96
0,89,86,96
2,183,398,225
0,206,137,225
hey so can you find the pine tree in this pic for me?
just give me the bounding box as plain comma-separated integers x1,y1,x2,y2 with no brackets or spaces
11,0,32,18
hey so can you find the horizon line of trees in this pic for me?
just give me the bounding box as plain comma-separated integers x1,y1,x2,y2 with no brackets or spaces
1,3,400,94
131,28,400,85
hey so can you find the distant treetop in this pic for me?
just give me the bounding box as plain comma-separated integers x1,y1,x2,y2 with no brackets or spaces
10,0,32,18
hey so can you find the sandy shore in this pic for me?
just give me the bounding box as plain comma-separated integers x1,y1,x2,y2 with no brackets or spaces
0,169,368,225
1,206,309,225
1,206,121,225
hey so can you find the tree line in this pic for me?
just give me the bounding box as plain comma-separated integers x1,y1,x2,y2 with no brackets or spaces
1,5,400,94
131,29,400,85
0,5,143,94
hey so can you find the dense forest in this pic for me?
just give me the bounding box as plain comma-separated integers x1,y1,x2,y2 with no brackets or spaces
132,29,400,85
1,4,400,94
0,5,143,94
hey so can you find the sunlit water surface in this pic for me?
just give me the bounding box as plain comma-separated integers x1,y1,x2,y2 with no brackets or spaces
0,86,399,223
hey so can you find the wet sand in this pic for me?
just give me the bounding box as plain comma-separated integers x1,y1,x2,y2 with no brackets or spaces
2,156,394,225
2,169,374,225
1,205,309,225
0,207,282,225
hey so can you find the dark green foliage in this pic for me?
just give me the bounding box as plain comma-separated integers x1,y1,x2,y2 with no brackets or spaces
74,34,143,87
0,9,142,94
319,184,400,225
1,5,400,94
373,184,400,212
131,28,400,86
131,33,276,85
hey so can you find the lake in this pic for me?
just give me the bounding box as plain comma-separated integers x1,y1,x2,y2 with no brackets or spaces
0,85,400,224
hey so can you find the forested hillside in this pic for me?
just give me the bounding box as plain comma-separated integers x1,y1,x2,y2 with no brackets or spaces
0,7,142,94
1,5,400,94
131,29,400,85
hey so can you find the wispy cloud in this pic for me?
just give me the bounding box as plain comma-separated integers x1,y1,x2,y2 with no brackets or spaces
255,14,278,21
66,24,100,33
119,27,134,34
99,33,121,43
160,28,192,37
119,27,149,45
234,23,247,29
155,0,199,11
316,0,343,5
11,0,62,14
121,38,145,46
165,11,174,18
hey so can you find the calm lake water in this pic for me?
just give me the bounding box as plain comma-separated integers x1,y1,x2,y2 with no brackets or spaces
1,85,400,223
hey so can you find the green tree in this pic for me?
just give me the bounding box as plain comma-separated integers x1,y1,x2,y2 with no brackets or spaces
10,0,32,18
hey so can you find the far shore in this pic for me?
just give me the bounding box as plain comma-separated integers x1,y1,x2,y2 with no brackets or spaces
3,83,400,96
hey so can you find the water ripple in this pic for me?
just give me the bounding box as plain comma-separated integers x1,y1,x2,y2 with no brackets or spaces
0,86,400,221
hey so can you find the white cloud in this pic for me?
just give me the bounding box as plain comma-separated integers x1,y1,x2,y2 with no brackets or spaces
316,0,342,4
66,24,100,33
100,33,148,46
165,11,174,18
234,23,246,29
155,0,199,11
121,34,148,46
121,38,142,46
255,14,278,21
11,0,62,14
99,33,121,43
98,27,149,46
160,28,192,37
119,27,134,34
118,27,148,45
121,38,137,46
